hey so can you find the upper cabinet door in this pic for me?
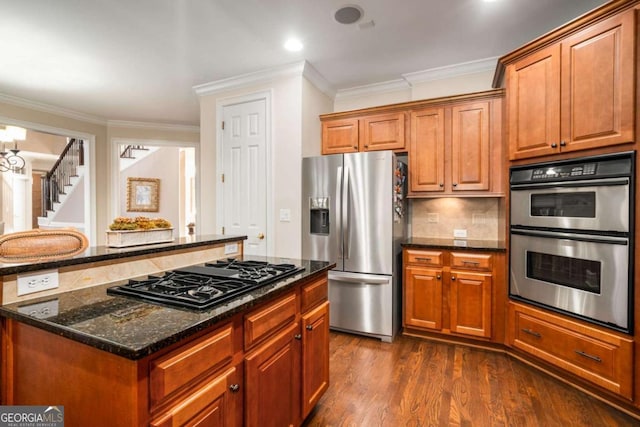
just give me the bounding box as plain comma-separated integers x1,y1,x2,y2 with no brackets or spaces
321,118,359,154
507,44,561,160
410,107,445,192
451,101,490,191
361,112,406,152
560,10,635,153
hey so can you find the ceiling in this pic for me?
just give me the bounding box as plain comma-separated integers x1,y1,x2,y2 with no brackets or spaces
0,0,609,126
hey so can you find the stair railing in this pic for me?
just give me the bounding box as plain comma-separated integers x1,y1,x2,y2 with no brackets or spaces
41,138,84,216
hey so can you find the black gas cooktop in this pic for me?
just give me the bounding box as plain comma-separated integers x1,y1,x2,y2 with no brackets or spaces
107,259,305,310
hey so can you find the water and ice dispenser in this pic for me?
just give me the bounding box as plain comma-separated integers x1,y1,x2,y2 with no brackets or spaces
309,197,330,235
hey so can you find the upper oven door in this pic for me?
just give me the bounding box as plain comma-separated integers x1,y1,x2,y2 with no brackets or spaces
510,178,630,233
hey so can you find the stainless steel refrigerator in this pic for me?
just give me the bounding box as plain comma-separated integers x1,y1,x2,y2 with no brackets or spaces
301,150,406,342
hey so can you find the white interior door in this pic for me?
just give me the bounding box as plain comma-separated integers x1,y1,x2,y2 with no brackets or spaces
222,99,267,256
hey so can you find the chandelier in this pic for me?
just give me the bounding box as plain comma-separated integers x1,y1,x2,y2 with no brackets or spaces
0,126,27,173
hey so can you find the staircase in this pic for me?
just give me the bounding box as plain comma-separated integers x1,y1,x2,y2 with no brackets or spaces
38,138,85,230
119,145,155,170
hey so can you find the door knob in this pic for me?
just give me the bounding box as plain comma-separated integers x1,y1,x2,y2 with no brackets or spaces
257,233,265,240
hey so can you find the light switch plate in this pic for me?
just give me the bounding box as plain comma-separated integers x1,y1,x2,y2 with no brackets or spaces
427,213,439,223
453,229,467,238
279,208,291,222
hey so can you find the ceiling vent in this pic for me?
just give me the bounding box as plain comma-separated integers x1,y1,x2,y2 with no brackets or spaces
334,5,364,25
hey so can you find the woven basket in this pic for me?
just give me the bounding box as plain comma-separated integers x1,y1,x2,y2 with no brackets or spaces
0,228,89,263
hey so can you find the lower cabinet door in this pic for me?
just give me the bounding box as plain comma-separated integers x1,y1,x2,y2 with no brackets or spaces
244,322,301,427
302,301,330,418
404,266,444,330
150,365,242,427
449,271,492,338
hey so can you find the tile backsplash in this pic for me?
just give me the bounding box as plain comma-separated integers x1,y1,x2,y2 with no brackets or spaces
410,198,503,240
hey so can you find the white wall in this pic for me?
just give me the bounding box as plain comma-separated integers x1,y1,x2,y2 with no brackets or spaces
302,78,333,158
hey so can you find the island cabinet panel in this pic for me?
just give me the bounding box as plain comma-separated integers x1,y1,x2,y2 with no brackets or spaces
244,322,301,427
301,301,330,418
150,324,236,406
1,320,149,427
321,111,407,154
150,365,242,427
244,291,297,350
507,302,634,400
506,8,635,160
403,248,502,342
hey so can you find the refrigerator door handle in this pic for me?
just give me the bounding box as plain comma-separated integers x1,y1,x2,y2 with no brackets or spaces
343,166,350,259
336,166,343,257
332,275,390,285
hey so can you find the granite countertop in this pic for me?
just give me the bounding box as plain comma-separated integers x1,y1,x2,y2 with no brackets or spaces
402,237,506,252
0,234,247,276
0,256,334,360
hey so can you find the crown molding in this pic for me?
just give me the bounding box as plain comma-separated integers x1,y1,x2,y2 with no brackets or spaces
193,60,336,98
301,62,336,98
107,120,200,133
334,79,411,100
402,56,499,85
0,92,107,126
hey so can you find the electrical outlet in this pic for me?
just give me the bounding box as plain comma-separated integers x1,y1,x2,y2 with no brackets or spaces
17,269,59,296
224,242,239,255
453,229,467,238
427,213,439,223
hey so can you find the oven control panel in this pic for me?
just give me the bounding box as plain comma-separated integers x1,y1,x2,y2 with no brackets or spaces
531,163,597,180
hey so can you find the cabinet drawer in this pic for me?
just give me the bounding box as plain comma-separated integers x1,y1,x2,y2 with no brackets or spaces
405,249,443,266
150,324,235,406
244,291,297,349
301,277,328,313
450,252,492,271
510,306,633,399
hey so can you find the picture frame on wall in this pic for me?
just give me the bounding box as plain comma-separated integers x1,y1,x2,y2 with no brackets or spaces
127,177,160,212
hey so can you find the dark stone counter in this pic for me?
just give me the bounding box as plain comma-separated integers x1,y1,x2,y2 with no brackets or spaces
0,256,334,360
0,234,247,276
402,237,506,252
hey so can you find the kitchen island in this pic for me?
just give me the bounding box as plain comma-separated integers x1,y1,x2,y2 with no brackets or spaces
0,235,334,427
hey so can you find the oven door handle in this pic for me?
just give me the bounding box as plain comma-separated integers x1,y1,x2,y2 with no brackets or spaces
510,228,629,245
510,177,629,190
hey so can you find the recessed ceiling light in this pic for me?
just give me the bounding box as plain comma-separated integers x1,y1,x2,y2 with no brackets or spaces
284,38,303,52
334,5,364,25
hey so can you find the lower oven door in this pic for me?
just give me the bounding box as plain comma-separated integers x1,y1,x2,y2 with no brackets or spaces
510,228,630,332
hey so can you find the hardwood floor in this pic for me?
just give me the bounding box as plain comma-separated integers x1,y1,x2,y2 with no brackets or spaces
303,332,638,427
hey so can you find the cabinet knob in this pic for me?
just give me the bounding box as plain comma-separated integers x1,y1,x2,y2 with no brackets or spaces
364,145,369,148
439,183,444,187
306,325,314,331
451,276,456,281
436,275,441,280
294,334,302,340
551,143,558,148
560,140,567,147
353,146,358,149
229,384,240,393
452,183,457,187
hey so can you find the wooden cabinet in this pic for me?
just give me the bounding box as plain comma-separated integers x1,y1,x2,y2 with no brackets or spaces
321,111,407,154
507,302,634,400
506,9,634,160
403,249,494,339
301,301,330,418
409,96,503,196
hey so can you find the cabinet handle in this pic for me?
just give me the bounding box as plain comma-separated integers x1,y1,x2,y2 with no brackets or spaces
306,325,314,331
560,140,567,147
551,143,558,148
436,275,441,280
462,260,480,266
575,350,602,363
229,384,240,393
294,334,302,340
416,257,432,262
521,328,541,338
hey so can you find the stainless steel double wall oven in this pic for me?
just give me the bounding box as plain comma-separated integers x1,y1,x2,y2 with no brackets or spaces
509,152,634,333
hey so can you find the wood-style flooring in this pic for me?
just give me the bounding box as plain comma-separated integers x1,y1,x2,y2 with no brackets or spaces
303,332,638,427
